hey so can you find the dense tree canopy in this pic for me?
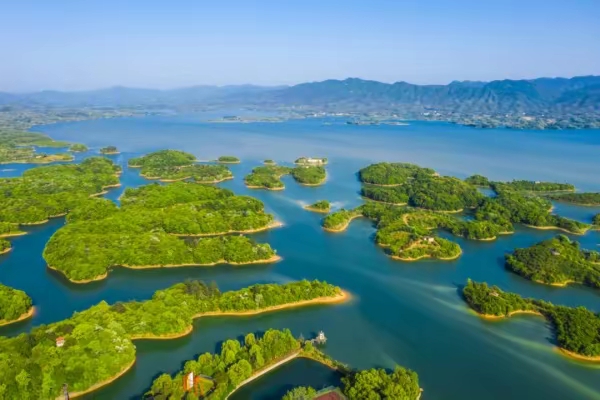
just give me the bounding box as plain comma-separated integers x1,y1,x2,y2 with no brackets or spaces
0,130,73,164
0,239,10,253
342,367,421,400
491,180,575,193
305,200,330,212
217,156,240,163
358,162,435,186
464,174,491,187
291,166,326,185
546,192,600,206
100,145,119,154
0,157,120,224
44,182,277,282
0,283,33,323
244,165,293,189
282,386,317,400
505,235,600,288
463,280,600,358
129,150,196,169
0,280,341,399
322,209,362,231
69,143,88,152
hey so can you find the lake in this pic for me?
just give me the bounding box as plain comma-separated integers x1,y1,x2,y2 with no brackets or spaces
1,116,599,400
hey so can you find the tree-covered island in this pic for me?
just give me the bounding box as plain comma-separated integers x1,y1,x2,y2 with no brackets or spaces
263,159,276,165
545,192,600,206
505,235,600,288
0,157,121,226
128,150,234,183
304,200,331,213
100,145,119,154
0,130,74,164
292,165,326,185
0,283,34,327
217,155,240,163
0,280,347,399
245,165,292,190
146,328,420,400
69,143,88,152
43,182,282,282
463,280,600,361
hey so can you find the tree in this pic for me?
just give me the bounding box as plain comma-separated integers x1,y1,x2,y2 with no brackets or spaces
282,386,317,400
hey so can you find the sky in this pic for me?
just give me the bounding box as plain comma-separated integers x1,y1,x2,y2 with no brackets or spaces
1,0,599,92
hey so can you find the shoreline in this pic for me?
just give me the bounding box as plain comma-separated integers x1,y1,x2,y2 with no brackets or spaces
217,160,241,164
391,248,462,262
524,224,588,235
363,197,407,206
0,231,27,238
304,205,330,214
0,247,11,255
475,309,543,320
48,265,109,284
556,347,600,363
323,215,363,233
297,174,327,187
533,279,576,287
100,151,121,155
172,220,283,237
245,183,285,191
65,358,136,399
0,306,35,327
0,156,74,165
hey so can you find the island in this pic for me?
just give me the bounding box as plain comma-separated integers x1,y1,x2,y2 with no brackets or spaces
292,165,327,186
146,328,421,400
545,192,600,206
43,182,281,282
100,145,120,155
264,159,276,165
0,157,121,226
0,130,74,164
491,180,575,193
0,239,11,255
505,235,600,288
295,157,328,165
304,200,331,213
0,283,33,327
245,165,292,190
359,162,436,186
463,280,600,362
128,149,233,183
217,155,240,164
0,279,346,399
69,143,88,152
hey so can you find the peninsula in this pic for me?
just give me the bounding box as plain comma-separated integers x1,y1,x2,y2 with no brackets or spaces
146,327,421,400
505,235,600,288
0,283,33,327
463,280,600,362
0,130,75,164
546,192,600,206
0,239,10,255
43,182,280,282
0,280,346,399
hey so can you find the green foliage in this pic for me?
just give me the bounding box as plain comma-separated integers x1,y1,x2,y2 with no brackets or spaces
463,280,600,357
100,146,119,154
44,182,277,281
69,143,88,152
129,150,196,169
546,192,600,206
0,222,23,237
491,180,574,193
0,157,120,224
244,165,292,189
464,174,490,187
217,156,240,163
264,159,275,165
0,283,32,322
0,130,70,148
307,200,330,211
358,162,435,185
0,280,341,399
148,328,302,399
282,386,317,400
291,166,326,185
322,209,361,230
594,214,600,226
0,239,10,252
362,186,409,205
342,367,421,400
505,235,600,288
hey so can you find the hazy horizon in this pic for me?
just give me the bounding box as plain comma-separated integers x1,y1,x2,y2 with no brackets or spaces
1,0,599,92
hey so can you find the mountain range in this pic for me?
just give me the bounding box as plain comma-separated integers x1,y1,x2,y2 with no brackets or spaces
1,75,599,115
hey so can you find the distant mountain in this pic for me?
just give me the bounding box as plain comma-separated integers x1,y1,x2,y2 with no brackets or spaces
1,75,599,114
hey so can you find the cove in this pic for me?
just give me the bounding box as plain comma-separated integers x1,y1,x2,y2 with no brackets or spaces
1,116,600,400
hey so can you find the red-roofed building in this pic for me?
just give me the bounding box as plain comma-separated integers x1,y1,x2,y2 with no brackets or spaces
56,337,65,347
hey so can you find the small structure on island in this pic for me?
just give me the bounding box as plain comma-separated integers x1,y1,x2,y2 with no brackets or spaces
489,291,499,297
423,236,435,244
56,337,65,347
551,249,561,256
311,331,327,345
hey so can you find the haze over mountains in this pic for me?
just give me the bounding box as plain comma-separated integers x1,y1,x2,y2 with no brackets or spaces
1,75,599,114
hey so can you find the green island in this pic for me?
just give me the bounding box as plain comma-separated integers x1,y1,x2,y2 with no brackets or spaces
505,235,600,288
263,159,276,165
359,162,436,186
129,150,233,183
0,280,346,399
491,180,574,193
295,157,328,165
304,200,331,213
0,283,33,327
43,182,281,282
217,155,240,163
69,143,88,152
245,163,328,190
463,280,600,362
146,328,420,400
0,157,121,226
0,130,75,164
0,239,10,255
545,192,600,206
100,145,120,155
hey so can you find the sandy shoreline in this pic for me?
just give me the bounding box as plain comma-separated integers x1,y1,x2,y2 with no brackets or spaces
100,151,120,155
323,215,363,233
475,309,543,320
172,220,283,237
391,248,462,262
556,347,600,363
0,306,35,327
0,231,27,238
47,265,109,284
246,184,285,191
524,224,588,235
304,205,330,213
533,279,575,287
0,247,11,255
64,359,136,399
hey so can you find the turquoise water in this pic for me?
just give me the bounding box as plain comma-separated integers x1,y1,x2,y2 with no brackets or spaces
1,117,600,399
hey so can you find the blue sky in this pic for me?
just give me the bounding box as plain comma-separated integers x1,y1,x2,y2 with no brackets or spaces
1,0,598,91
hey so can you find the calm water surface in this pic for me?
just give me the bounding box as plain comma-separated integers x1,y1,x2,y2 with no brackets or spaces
1,117,599,400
